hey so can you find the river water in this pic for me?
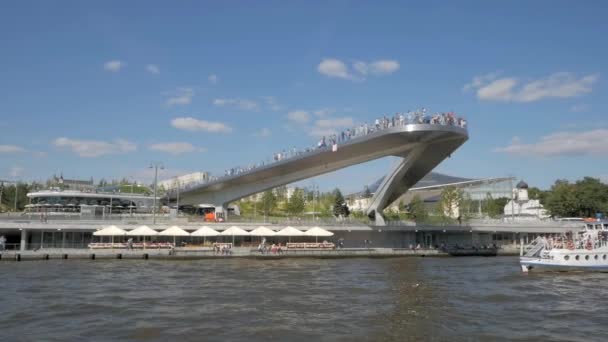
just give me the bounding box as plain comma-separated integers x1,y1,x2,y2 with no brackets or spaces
1,256,606,341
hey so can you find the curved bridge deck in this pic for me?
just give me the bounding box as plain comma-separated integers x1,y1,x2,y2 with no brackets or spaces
177,123,468,222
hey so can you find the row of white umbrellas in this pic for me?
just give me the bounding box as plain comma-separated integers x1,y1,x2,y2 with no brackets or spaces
93,225,333,237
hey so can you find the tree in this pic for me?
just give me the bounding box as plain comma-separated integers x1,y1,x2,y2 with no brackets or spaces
286,188,305,216
408,195,428,222
574,177,608,217
439,186,463,218
332,188,350,217
261,190,277,217
482,193,506,218
545,180,578,217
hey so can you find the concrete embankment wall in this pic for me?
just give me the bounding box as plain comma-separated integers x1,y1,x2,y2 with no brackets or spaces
0,246,517,262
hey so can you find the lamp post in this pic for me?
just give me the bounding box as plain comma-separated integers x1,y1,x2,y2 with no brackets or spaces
129,176,135,217
14,180,18,212
149,162,164,224
175,179,180,216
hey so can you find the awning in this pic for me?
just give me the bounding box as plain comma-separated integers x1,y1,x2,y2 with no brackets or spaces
191,226,220,237
249,226,276,236
304,227,334,237
158,226,191,236
127,225,158,236
93,225,127,236
220,226,249,236
275,226,304,236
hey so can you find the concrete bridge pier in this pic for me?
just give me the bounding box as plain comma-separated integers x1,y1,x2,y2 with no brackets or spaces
20,229,28,251
366,147,425,226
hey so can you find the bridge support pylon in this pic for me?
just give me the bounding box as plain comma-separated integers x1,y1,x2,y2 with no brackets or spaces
366,147,426,226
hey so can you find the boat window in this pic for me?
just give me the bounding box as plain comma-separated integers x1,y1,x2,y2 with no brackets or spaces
575,255,580,260
564,255,570,261
604,255,607,260
594,255,599,260
585,255,590,260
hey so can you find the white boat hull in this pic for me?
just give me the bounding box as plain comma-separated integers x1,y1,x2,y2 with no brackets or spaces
520,256,608,272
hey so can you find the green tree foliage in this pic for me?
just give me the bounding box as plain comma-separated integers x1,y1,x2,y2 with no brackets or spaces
261,190,277,216
332,188,350,217
481,193,508,218
408,195,428,221
545,178,608,217
439,186,463,218
286,188,306,216
0,182,32,212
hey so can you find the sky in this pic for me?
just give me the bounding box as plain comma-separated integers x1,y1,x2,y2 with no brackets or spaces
1,0,607,192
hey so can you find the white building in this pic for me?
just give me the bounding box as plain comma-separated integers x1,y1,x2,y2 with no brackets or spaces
504,180,549,220
158,172,210,190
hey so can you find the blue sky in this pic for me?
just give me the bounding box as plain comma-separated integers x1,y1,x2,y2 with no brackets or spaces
1,1,607,192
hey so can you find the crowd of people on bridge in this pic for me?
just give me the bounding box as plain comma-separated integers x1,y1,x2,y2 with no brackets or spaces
169,108,466,193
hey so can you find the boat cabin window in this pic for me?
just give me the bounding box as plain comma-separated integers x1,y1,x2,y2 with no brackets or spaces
564,255,570,261
575,255,580,260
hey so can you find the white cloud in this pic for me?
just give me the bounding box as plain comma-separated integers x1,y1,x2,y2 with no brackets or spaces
354,60,400,76
313,108,335,117
104,60,124,72
208,74,218,84
149,142,204,154
309,117,355,137
54,137,136,157
570,104,588,113
262,96,282,111
465,72,599,102
287,110,310,124
495,129,608,157
318,58,399,81
318,58,353,80
213,98,258,111
165,87,194,106
171,117,232,133
0,145,26,153
146,64,160,74
253,128,271,137
369,60,400,75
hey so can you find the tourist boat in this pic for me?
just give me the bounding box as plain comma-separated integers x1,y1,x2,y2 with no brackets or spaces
520,219,608,272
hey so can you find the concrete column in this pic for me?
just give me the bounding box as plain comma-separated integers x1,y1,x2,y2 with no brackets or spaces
20,229,28,251
215,206,227,222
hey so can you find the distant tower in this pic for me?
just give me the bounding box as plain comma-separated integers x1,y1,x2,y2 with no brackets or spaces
515,180,529,201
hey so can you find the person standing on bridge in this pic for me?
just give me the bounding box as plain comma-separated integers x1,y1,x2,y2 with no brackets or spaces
0,235,6,250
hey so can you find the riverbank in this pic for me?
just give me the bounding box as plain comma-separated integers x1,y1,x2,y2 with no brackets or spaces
0,246,518,262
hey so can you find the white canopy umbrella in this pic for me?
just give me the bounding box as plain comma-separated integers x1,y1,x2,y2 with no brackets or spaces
93,225,127,236
191,226,220,245
249,226,276,237
276,226,304,242
304,226,334,242
159,226,190,246
191,226,220,236
93,225,127,248
249,226,276,245
127,225,158,250
220,226,249,244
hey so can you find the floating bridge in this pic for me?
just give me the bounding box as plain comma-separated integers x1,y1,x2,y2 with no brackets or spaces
175,123,469,225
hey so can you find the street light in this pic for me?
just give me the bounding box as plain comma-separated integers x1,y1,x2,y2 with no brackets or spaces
14,179,18,212
149,162,164,224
